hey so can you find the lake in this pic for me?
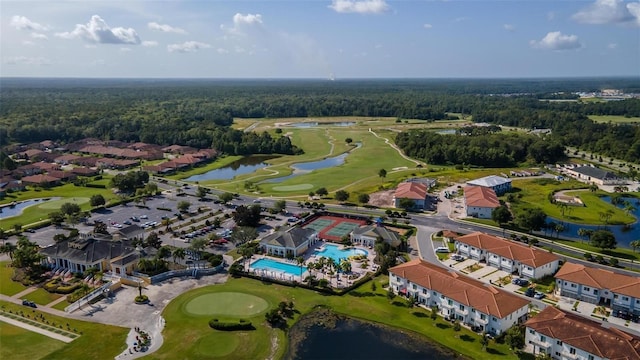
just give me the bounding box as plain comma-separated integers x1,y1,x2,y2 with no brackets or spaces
545,196,639,248
0,197,60,219
285,309,461,360
185,155,278,181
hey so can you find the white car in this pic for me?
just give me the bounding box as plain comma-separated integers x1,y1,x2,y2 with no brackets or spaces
140,214,148,219
435,247,450,253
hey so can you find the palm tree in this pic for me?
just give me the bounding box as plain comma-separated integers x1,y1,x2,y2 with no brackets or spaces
630,240,640,253
624,202,637,216
172,248,186,264
296,256,305,275
137,258,152,273
0,242,16,260
339,258,352,274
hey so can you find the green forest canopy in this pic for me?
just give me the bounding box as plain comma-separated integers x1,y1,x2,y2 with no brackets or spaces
1,78,639,163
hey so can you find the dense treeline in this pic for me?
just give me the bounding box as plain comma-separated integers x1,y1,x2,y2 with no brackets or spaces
0,78,638,161
395,131,565,167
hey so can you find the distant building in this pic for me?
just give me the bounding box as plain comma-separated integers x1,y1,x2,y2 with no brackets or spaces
555,262,640,315
259,227,319,258
389,259,530,335
394,182,429,210
565,166,625,186
464,185,500,219
466,175,512,195
454,232,560,279
525,306,640,360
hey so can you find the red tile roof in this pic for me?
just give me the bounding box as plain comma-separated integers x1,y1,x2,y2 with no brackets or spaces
395,182,428,200
455,232,559,268
464,185,500,208
526,306,640,360
389,259,529,318
555,262,640,298
21,174,60,184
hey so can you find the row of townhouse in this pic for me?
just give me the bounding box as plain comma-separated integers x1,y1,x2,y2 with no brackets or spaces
389,259,530,335
454,232,560,279
525,306,640,360
555,262,640,316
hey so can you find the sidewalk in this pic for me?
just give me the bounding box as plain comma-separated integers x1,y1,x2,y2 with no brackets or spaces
12,286,38,300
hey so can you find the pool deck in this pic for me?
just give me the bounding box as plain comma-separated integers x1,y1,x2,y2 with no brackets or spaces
245,241,377,288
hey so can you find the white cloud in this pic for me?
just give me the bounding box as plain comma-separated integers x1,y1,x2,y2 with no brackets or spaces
55,15,141,45
120,47,132,52
423,23,433,29
5,56,52,66
142,41,159,47
572,0,638,25
503,24,515,32
167,41,211,53
608,43,618,49
148,22,187,34
329,0,389,14
10,15,48,31
31,32,48,40
530,31,583,51
233,13,263,26
628,2,640,25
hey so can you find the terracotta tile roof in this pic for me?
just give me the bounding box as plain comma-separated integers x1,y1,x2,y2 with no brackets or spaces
32,162,61,171
555,262,640,298
389,259,529,318
464,185,500,208
442,230,461,238
21,174,60,184
395,182,428,200
525,306,640,360
55,154,82,163
455,232,559,268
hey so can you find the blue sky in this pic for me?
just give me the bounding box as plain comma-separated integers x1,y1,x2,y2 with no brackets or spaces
1,0,639,78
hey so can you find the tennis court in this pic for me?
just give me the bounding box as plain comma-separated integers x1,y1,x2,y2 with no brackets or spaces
303,218,335,233
324,221,362,238
303,215,367,241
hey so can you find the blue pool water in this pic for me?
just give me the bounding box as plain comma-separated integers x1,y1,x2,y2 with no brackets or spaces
251,258,307,277
314,244,368,263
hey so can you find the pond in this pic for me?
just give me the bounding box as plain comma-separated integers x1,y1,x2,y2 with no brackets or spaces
0,197,61,219
545,196,639,248
285,309,460,360
287,121,356,128
185,155,278,181
262,143,361,184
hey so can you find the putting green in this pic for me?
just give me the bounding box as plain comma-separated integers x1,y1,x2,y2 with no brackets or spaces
38,197,90,210
184,292,268,317
272,184,313,192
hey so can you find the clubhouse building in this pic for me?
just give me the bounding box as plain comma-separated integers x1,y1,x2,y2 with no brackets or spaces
389,259,530,335
466,175,512,195
463,185,500,219
454,232,560,279
259,227,319,258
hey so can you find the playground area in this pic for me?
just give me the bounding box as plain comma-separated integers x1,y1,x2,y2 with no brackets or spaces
302,214,367,242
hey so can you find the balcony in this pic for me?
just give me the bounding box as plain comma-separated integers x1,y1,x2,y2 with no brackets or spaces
455,308,469,316
530,338,550,349
441,302,455,310
560,351,578,359
475,317,488,325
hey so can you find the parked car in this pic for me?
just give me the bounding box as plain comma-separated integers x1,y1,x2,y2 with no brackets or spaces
26,228,36,233
22,299,37,308
451,254,464,261
140,214,148,219
525,288,536,297
435,247,450,253
534,292,546,300
123,220,132,225
511,278,529,287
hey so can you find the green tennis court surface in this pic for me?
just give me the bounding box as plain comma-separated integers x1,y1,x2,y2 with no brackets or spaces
303,218,335,232
325,221,362,237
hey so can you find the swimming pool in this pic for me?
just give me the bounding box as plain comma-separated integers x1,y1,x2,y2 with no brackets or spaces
251,258,307,277
314,244,368,263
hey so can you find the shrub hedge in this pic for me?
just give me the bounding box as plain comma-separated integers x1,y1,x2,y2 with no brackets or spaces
208,318,253,331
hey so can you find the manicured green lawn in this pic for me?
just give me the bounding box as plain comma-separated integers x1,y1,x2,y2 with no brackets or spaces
0,300,128,360
0,262,28,296
23,288,63,306
0,321,66,360
507,178,635,225
0,184,118,230
155,276,522,360
52,300,71,311
589,115,640,124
